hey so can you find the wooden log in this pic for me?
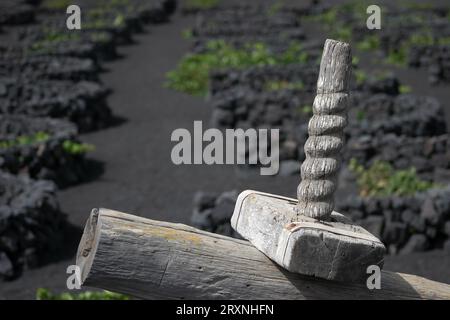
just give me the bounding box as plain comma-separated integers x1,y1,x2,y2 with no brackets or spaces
76,208,450,300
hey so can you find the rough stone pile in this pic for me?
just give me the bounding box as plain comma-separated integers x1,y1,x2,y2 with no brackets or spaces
345,133,450,183
0,1,35,27
0,172,64,280
13,27,117,61
306,1,450,85
0,0,177,281
186,3,450,255
336,187,450,255
210,64,319,95
208,63,437,177
347,94,447,138
191,190,241,239
409,45,450,84
0,78,111,132
191,186,450,255
190,4,305,51
0,56,99,82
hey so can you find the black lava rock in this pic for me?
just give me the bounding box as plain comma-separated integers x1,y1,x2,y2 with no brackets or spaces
0,115,92,188
399,234,429,255
0,171,65,281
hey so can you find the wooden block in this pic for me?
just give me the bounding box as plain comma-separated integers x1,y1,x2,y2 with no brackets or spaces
231,190,386,282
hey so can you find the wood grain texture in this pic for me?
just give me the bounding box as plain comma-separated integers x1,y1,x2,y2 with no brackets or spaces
231,191,385,282
76,208,450,300
297,39,352,220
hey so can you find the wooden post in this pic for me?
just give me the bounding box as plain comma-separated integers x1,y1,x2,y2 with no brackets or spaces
296,39,352,220
76,208,450,300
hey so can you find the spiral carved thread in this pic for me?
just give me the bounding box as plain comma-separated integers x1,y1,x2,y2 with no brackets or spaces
296,39,352,220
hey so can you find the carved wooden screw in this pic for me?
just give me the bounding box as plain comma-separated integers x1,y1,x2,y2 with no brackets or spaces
296,39,352,221
231,39,385,283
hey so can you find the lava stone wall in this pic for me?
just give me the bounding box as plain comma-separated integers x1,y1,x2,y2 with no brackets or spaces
0,172,63,280
0,0,177,281
185,2,450,255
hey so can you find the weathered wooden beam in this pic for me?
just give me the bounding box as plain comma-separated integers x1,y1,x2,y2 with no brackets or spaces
76,208,450,300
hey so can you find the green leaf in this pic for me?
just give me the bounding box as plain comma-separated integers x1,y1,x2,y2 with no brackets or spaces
399,85,412,94
36,288,130,300
0,132,50,149
165,40,311,96
349,159,437,197
185,0,219,10
62,140,95,154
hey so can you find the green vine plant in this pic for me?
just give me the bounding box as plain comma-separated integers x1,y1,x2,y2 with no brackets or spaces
399,84,412,94
264,80,304,91
298,104,313,115
165,40,310,96
354,69,368,85
305,1,372,42
267,0,284,16
0,132,49,149
0,132,94,155
84,9,126,29
38,0,131,49
307,1,450,68
182,28,194,39
62,140,95,154
41,0,71,10
29,27,111,54
356,35,381,52
185,0,219,10
36,288,130,300
30,29,81,53
383,31,450,67
349,158,437,198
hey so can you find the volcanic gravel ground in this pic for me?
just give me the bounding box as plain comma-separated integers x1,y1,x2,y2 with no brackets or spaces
1,4,450,299
0,12,300,299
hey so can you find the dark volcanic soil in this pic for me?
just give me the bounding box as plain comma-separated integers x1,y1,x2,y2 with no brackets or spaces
0,8,449,299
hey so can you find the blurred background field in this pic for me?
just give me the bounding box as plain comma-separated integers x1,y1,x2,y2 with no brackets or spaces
0,0,450,299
